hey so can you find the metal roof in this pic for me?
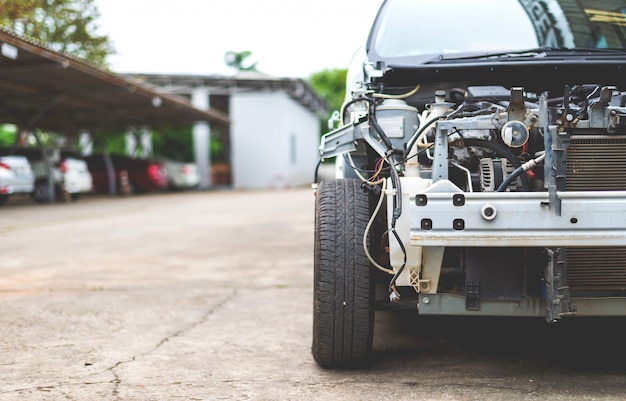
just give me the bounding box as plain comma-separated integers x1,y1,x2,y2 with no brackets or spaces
128,71,328,118
0,28,229,135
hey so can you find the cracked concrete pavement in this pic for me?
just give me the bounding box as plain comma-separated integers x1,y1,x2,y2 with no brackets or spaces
1,189,626,400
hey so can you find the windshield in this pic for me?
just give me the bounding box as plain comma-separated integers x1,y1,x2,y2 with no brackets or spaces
368,0,626,59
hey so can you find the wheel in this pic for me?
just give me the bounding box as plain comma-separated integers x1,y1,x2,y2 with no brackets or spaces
0,194,8,206
312,178,374,368
32,180,51,203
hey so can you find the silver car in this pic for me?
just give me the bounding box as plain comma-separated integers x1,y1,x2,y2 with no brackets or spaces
0,155,34,206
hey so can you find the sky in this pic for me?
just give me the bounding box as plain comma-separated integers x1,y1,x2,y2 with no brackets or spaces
94,0,384,78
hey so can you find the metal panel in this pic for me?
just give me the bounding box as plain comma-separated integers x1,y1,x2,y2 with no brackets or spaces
410,186,626,246
418,293,626,317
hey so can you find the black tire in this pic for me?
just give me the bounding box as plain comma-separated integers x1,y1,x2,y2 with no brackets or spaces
0,194,8,206
32,180,51,203
312,178,374,368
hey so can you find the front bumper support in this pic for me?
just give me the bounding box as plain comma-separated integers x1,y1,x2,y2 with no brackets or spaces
410,184,626,247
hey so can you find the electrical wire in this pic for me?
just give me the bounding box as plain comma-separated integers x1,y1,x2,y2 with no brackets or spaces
406,103,466,152
313,157,321,183
387,226,407,302
372,85,421,100
363,179,394,275
345,153,385,185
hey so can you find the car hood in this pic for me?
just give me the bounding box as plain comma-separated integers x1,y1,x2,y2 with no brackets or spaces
366,0,626,96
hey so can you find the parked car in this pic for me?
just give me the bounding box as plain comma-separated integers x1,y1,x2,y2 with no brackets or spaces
0,147,92,203
85,154,168,194
0,155,34,205
313,0,626,367
156,158,200,190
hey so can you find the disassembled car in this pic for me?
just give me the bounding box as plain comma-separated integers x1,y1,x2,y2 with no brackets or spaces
313,0,626,367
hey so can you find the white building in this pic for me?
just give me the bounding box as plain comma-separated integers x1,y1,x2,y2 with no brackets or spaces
132,72,327,190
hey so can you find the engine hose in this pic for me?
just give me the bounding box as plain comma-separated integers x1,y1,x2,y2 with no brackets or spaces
497,153,545,192
462,138,531,192
496,164,525,192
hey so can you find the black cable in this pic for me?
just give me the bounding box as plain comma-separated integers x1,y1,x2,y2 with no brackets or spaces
405,114,447,152
313,157,321,183
342,153,380,174
364,96,408,300
369,101,395,151
387,227,407,301
386,153,402,224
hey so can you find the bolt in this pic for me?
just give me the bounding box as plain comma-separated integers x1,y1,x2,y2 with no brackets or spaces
422,297,430,304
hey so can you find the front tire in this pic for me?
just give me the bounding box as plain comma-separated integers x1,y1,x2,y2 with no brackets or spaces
312,179,374,368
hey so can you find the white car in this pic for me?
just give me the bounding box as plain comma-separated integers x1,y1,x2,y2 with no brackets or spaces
56,150,94,200
0,147,93,202
0,155,35,206
159,158,199,190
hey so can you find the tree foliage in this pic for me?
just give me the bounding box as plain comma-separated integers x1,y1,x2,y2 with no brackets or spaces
307,68,347,136
0,0,114,67
308,68,347,117
224,50,258,73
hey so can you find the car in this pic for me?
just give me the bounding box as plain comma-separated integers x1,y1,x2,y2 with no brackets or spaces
156,158,200,190
56,150,94,201
0,154,34,205
85,154,168,194
313,0,626,367
0,147,92,203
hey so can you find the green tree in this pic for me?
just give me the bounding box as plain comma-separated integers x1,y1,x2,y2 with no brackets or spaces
224,50,258,73
0,0,114,67
0,124,17,147
308,68,347,117
308,68,347,136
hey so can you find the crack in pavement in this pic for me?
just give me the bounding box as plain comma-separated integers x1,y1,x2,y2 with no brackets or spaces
107,288,238,400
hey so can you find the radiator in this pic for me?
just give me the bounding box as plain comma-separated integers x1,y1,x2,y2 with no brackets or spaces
566,134,626,291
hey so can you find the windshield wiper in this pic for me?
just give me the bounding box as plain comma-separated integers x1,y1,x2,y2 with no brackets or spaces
429,47,626,63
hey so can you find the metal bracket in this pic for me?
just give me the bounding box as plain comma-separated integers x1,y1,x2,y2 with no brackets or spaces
545,248,576,323
507,87,527,121
548,125,567,216
465,281,480,310
588,86,615,129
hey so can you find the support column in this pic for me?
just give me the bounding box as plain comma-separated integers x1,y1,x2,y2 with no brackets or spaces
192,86,211,188
140,127,153,158
126,129,137,157
79,131,93,156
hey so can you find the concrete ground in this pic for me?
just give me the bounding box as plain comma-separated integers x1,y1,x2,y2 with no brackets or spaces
1,189,626,401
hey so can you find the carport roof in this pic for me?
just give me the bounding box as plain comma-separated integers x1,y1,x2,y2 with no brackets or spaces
129,71,329,118
0,28,229,135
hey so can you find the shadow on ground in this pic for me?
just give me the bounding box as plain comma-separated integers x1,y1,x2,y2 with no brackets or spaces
372,309,626,374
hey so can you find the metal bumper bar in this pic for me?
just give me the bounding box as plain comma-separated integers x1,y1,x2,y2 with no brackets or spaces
410,187,626,247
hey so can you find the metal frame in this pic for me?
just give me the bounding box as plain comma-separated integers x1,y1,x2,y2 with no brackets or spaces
418,293,626,317
409,184,626,247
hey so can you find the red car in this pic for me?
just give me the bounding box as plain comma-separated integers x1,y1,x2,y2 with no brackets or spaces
85,154,168,194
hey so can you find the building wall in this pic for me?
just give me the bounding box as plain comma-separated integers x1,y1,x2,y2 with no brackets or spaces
230,91,320,189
